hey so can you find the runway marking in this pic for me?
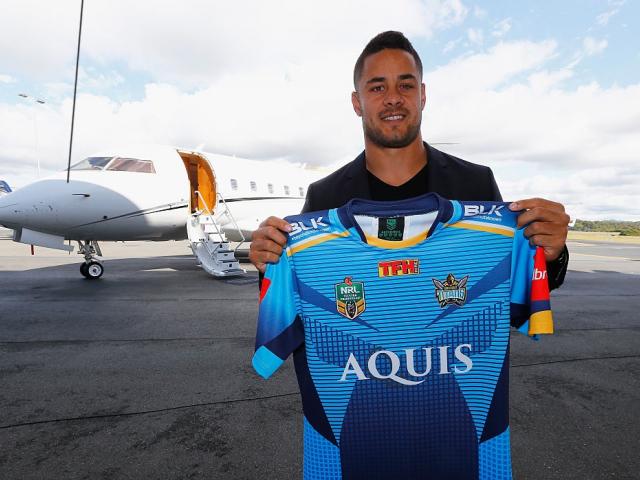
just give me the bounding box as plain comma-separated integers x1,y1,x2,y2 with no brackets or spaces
571,253,635,261
0,391,300,430
512,354,640,369
0,336,254,345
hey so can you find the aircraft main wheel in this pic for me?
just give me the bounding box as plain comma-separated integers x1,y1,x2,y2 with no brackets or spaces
80,263,89,277
84,261,104,279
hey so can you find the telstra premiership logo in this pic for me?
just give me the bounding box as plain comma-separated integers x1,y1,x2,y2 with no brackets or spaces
335,276,366,319
339,345,473,386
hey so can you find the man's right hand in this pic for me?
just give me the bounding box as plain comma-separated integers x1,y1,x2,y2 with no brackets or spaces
249,216,292,273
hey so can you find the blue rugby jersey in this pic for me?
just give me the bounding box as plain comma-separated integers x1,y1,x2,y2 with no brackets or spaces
253,193,553,480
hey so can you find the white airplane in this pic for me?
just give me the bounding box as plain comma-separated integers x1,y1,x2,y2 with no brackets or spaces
0,145,321,279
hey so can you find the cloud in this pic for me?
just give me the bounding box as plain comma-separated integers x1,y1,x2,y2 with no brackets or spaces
442,38,461,54
500,168,640,221
473,6,487,19
1,0,469,88
467,28,484,46
0,74,16,83
422,40,640,219
582,37,608,56
491,18,512,38
596,0,626,25
427,40,557,92
79,67,124,90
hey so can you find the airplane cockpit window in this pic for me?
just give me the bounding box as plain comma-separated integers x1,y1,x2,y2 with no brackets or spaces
106,158,156,173
250,181,257,192
69,157,113,171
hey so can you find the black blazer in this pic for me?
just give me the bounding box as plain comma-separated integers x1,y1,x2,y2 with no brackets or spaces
303,143,501,212
300,142,567,289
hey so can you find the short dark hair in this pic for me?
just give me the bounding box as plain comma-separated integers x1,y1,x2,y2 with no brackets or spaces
353,31,423,89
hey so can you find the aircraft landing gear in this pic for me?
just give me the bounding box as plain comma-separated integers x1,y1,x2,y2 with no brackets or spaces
78,240,104,279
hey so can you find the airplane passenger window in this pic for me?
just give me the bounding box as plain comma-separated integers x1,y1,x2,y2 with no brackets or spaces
284,185,290,195
230,179,238,190
106,158,156,173
267,183,274,194
250,181,257,192
299,187,304,197
70,157,113,170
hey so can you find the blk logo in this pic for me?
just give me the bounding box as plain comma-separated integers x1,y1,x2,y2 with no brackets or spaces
464,204,504,217
289,216,328,235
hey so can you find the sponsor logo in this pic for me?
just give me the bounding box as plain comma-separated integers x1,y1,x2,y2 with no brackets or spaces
464,204,504,217
532,268,547,281
289,216,328,235
433,273,469,307
378,259,420,277
339,344,473,386
335,276,366,319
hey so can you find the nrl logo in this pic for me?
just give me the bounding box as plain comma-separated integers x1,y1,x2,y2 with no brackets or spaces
433,273,469,308
335,276,366,319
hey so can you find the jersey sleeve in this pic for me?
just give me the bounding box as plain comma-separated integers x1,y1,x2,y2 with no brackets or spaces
252,250,304,379
510,229,554,337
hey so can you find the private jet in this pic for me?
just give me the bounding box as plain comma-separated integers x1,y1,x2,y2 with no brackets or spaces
0,145,320,279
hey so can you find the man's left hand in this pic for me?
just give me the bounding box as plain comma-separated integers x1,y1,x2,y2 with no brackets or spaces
509,198,570,262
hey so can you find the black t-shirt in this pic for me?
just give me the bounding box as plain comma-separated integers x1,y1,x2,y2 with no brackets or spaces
367,164,428,201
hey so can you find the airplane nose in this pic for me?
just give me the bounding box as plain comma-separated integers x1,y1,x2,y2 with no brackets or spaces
0,180,60,231
0,192,21,229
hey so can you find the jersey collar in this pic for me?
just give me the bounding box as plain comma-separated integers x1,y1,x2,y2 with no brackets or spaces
335,193,462,249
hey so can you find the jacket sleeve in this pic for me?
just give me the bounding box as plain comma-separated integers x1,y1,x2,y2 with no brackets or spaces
488,168,503,202
546,246,569,291
301,183,315,214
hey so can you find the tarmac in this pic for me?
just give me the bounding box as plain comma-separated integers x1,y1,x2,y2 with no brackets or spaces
0,229,639,480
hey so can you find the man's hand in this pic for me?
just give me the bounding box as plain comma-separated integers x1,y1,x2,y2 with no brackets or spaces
509,198,570,262
249,216,292,273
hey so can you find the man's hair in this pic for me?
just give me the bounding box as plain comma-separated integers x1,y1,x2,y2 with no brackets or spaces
353,31,423,89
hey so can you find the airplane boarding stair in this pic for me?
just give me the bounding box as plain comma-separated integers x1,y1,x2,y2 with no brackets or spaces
187,191,246,277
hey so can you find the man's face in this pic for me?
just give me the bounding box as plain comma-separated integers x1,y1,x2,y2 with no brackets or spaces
352,49,426,149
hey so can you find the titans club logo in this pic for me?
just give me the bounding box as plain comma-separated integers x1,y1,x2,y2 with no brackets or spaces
433,273,469,307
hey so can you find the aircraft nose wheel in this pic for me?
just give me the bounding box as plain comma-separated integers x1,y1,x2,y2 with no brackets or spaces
80,261,104,279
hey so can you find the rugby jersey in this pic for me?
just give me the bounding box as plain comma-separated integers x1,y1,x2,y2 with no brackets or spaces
253,193,553,479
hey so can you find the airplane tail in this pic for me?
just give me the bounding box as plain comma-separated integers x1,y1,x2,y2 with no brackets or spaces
0,180,12,194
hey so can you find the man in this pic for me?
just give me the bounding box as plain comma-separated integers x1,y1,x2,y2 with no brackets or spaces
249,31,570,285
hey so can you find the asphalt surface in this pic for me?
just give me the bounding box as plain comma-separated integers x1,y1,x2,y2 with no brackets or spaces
0,234,638,480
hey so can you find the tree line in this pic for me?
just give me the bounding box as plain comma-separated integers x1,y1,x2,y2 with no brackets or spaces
572,220,640,236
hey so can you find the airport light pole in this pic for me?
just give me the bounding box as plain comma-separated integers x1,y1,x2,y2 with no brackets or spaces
18,93,46,178
67,0,84,184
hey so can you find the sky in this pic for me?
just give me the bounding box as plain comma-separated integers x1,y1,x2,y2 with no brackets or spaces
0,0,638,220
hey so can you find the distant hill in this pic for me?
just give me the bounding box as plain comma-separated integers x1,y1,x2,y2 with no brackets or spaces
572,220,640,236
